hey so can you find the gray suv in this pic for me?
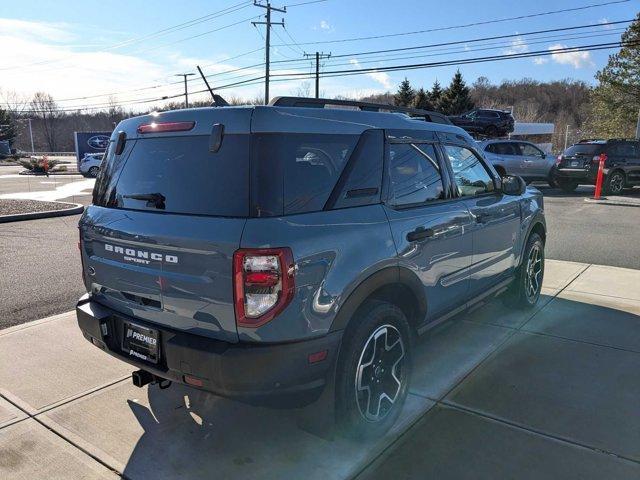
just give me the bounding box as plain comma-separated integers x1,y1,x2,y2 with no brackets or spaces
76,97,546,437
477,139,556,186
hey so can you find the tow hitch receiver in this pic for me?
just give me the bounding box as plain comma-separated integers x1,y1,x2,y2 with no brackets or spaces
132,369,154,388
132,369,172,389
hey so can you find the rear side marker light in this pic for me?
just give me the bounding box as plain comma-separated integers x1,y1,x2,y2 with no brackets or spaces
308,350,328,364
137,121,195,134
233,248,295,328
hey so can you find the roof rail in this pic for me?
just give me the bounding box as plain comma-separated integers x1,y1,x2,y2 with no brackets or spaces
607,137,639,142
268,96,452,125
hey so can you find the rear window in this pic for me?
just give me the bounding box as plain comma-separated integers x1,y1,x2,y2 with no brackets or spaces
564,144,603,156
252,133,359,216
93,135,249,217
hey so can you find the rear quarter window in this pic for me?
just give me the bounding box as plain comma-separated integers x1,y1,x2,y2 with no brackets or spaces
252,133,359,216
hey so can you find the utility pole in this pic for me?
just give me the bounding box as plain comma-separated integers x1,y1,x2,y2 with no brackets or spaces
27,118,34,152
175,73,195,108
564,124,570,150
304,52,331,98
252,1,286,105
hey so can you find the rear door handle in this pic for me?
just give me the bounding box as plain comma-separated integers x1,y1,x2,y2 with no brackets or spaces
407,227,435,242
475,213,490,224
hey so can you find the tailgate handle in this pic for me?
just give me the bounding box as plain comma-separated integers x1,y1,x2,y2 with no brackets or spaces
209,123,225,153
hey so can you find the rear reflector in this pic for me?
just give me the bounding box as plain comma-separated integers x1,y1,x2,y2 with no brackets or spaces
137,121,195,134
184,375,204,387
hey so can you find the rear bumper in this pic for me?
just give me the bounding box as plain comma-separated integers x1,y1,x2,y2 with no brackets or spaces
555,168,597,183
76,296,342,407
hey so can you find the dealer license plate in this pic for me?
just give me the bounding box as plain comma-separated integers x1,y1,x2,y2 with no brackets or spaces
122,322,160,364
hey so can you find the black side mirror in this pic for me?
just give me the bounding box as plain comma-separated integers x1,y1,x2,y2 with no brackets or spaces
502,175,526,195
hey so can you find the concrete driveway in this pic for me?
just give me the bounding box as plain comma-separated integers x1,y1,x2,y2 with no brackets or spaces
1,260,639,479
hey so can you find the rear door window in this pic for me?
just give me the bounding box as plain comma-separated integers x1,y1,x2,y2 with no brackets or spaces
94,135,250,217
387,143,444,208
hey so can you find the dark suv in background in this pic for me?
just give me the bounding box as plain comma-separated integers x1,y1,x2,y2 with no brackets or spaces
76,97,546,438
449,108,515,137
555,138,640,194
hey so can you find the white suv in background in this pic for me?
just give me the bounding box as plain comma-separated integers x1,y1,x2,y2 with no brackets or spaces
79,153,104,177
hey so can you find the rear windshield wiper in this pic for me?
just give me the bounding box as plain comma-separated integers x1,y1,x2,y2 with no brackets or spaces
122,192,166,210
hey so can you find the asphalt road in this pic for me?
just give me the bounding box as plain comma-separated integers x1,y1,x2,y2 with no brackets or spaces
538,184,640,270
1,177,639,329
0,213,86,330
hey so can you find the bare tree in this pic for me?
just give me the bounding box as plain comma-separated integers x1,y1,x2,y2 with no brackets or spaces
30,92,62,152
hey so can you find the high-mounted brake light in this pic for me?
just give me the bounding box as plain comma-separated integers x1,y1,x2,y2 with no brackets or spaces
137,121,195,134
233,248,295,328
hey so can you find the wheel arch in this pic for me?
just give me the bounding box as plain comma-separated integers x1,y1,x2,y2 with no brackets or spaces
329,266,427,335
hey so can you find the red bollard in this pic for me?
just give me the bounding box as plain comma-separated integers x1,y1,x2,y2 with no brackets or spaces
593,153,607,199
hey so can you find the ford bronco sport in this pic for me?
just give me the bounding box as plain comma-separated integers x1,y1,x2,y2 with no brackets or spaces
76,97,546,437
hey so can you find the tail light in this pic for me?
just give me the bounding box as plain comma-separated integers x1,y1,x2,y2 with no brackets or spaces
233,248,295,328
78,229,85,280
555,155,563,165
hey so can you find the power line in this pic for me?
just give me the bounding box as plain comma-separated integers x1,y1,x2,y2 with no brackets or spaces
272,0,630,46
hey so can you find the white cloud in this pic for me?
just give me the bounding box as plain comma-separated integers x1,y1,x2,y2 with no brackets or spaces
503,36,528,55
0,18,268,109
599,18,614,29
548,43,594,69
533,57,549,65
320,20,330,30
313,20,334,33
0,18,75,43
349,59,391,89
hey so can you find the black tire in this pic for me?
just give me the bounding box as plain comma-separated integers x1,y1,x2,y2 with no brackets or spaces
485,125,498,137
335,300,412,439
556,178,579,193
547,166,559,188
503,232,544,309
604,170,625,195
88,166,99,178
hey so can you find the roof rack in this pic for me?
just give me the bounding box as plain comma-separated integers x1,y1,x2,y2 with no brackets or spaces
268,96,452,125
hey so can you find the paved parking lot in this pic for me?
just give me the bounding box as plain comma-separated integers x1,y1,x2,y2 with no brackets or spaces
1,260,639,479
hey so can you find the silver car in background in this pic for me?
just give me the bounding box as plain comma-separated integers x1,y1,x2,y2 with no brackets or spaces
79,153,104,177
477,139,557,187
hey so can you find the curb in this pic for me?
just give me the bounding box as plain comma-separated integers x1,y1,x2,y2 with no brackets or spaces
584,197,640,208
0,201,85,223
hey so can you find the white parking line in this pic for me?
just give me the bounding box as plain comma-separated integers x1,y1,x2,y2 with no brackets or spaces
0,179,95,201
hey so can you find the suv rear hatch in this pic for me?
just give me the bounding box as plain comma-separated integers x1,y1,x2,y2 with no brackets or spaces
79,108,252,343
560,143,604,169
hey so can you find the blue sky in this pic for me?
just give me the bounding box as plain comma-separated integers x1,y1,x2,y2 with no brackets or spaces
0,0,637,110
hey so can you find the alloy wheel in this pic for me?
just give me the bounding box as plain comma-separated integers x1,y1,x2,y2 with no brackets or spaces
355,324,406,422
609,173,624,194
525,243,543,301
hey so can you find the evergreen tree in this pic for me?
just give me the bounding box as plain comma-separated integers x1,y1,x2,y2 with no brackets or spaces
394,77,415,107
587,13,640,137
429,80,443,108
412,88,433,110
0,108,16,145
439,70,475,115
